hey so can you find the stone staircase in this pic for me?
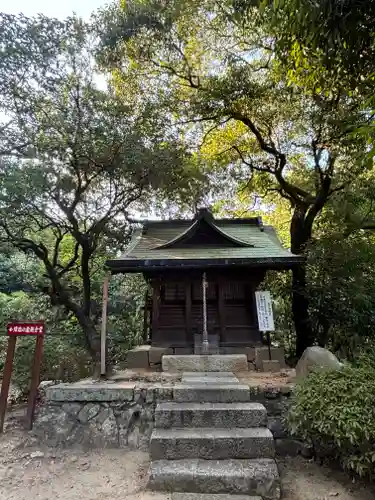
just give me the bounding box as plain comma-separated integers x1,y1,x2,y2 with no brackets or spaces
147,372,281,500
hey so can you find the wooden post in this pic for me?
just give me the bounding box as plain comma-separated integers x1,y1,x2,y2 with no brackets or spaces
143,289,150,343
151,279,160,342
0,336,17,433
25,335,44,430
218,281,225,345
185,281,192,345
101,275,109,376
202,272,209,352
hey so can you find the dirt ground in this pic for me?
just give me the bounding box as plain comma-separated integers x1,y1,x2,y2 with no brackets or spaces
0,417,374,500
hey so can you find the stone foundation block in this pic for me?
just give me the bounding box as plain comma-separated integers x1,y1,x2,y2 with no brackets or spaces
126,345,151,369
221,347,256,361
262,360,281,373
255,347,286,370
149,347,173,364
162,354,248,372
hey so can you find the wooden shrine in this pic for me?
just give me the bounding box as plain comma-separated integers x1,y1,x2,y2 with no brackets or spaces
106,208,302,351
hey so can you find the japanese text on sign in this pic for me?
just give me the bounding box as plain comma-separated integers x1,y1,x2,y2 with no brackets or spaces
7,322,45,336
255,291,275,332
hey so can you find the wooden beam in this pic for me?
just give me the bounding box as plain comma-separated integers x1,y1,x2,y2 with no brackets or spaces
185,282,192,344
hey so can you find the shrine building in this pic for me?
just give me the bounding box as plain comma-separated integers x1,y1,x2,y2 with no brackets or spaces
105,208,302,369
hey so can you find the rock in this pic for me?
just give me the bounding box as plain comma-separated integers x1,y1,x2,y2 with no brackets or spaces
30,451,45,459
78,403,101,423
275,438,303,456
126,345,151,369
295,346,343,379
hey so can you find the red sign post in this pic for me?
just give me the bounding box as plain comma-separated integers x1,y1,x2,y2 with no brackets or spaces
0,321,45,433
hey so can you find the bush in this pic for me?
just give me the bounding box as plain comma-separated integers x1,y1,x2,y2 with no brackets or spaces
287,358,375,478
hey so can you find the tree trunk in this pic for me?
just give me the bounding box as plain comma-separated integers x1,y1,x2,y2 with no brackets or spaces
290,205,315,358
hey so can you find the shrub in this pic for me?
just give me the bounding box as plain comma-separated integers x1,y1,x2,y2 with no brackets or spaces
287,359,375,478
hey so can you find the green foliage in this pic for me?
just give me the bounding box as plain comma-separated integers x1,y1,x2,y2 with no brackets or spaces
288,359,375,478
307,233,375,357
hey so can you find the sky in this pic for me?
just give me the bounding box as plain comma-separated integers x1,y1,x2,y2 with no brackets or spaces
0,0,108,19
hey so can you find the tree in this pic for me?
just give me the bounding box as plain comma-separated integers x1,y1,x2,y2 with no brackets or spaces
260,0,375,94
0,14,202,369
98,0,372,355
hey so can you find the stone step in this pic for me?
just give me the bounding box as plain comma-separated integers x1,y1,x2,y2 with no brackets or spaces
147,458,281,499
155,402,267,429
181,372,237,378
173,384,250,403
150,427,274,460
181,376,239,385
162,354,248,372
169,494,262,500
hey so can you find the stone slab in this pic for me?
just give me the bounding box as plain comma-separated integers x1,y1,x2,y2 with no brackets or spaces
181,376,239,385
262,360,281,373
255,347,286,370
127,345,151,369
155,402,267,429
170,495,262,500
162,355,248,373
149,347,173,364
150,427,274,460
220,347,256,361
173,384,250,403
46,382,135,402
147,458,281,499
181,372,236,378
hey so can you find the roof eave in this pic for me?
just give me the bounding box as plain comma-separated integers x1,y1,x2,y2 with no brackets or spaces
105,255,305,274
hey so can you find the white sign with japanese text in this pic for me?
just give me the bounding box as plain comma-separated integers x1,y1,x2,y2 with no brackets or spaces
255,291,275,332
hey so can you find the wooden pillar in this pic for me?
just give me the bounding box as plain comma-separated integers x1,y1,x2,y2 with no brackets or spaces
0,336,17,433
185,282,192,345
151,279,161,343
218,281,225,344
143,289,150,344
100,275,109,376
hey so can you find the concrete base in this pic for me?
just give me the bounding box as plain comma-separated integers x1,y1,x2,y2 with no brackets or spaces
162,355,248,373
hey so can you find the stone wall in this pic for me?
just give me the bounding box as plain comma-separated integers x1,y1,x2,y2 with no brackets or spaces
34,381,306,455
250,386,309,457
34,383,173,450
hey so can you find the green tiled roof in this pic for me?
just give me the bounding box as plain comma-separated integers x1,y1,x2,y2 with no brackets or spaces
106,210,302,272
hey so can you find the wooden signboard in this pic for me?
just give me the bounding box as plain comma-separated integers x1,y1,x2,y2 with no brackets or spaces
255,291,275,360
0,321,45,433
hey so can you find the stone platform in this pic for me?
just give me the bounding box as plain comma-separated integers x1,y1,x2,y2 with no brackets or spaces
33,370,297,459
126,345,286,372
162,354,248,372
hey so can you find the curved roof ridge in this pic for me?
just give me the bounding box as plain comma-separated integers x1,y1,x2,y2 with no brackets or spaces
152,215,254,250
